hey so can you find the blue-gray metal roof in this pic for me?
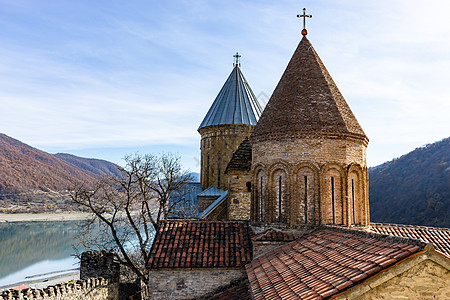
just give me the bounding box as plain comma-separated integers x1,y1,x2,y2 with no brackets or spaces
197,186,226,197
198,66,263,130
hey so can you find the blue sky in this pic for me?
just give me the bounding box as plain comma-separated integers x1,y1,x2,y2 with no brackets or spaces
1,0,449,172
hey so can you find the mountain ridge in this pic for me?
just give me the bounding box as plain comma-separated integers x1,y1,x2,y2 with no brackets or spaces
0,133,120,213
369,137,450,228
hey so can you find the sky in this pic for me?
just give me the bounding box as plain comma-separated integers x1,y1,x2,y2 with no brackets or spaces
0,0,449,172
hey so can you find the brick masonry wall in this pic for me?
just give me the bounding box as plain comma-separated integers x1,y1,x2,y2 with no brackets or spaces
227,170,252,220
251,137,369,227
199,125,254,191
0,278,118,300
148,268,246,299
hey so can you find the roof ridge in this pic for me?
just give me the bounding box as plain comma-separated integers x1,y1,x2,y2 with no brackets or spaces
322,225,427,248
371,222,450,231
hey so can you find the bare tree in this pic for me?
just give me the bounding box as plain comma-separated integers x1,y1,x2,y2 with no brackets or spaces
71,153,194,284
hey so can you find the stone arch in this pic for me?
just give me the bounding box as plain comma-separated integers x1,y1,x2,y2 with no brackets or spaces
251,163,267,222
267,161,291,224
347,163,366,226
293,161,320,226
320,163,345,225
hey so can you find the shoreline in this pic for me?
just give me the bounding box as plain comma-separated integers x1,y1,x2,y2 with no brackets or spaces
0,212,91,222
0,271,80,291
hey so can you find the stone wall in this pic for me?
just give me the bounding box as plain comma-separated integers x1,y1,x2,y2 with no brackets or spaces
199,124,254,191
0,250,121,300
148,268,246,299
334,246,450,299
80,251,119,283
203,198,228,220
227,170,252,220
355,260,450,299
198,195,219,213
251,136,369,228
0,278,116,300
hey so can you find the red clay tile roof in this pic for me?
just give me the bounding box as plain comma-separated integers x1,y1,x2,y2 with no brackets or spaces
246,227,425,300
208,282,251,300
147,220,253,269
370,223,450,258
252,228,299,242
251,36,368,144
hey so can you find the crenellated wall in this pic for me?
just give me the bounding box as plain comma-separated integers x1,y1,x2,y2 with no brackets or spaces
0,250,120,300
0,277,116,300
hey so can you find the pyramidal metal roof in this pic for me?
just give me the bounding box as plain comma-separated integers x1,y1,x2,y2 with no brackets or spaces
198,65,263,130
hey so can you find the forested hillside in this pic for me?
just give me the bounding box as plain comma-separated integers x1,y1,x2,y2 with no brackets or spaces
369,137,450,228
0,133,120,213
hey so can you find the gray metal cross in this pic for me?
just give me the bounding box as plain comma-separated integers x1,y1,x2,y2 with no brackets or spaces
297,8,312,35
233,52,241,67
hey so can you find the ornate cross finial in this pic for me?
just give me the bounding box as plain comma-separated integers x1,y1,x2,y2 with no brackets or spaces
233,52,241,67
297,8,312,36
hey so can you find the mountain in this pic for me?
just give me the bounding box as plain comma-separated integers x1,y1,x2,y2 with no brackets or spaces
0,133,97,193
54,153,121,178
369,137,450,228
0,133,120,213
187,172,200,183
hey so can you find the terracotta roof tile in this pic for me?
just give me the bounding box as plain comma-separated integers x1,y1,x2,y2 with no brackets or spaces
246,226,425,300
147,220,252,269
208,281,251,300
370,223,450,258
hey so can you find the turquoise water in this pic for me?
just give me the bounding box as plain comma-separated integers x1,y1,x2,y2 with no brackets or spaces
0,220,83,287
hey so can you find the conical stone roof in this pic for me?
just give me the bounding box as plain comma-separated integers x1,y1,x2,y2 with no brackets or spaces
225,137,252,173
198,66,263,131
251,36,368,144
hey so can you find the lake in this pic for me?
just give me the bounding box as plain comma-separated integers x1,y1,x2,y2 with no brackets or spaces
0,220,83,288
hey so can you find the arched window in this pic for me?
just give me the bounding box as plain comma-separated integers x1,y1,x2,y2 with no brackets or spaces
217,152,221,188
272,169,288,223
322,166,343,225
246,182,251,192
348,168,363,225
296,167,315,225
206,155,210,187
256,170,265,222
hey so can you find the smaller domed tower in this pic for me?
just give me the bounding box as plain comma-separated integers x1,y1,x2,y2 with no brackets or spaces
199,55,262,191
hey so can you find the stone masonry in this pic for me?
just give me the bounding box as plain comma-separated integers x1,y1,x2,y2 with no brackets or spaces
0,278,115,300
334,245,450,299
199,124,254,191
227,171,252,220
148,269,246,299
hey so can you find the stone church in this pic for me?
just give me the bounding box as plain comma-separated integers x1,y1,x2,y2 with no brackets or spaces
147,12,450,300
197,34,369,229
